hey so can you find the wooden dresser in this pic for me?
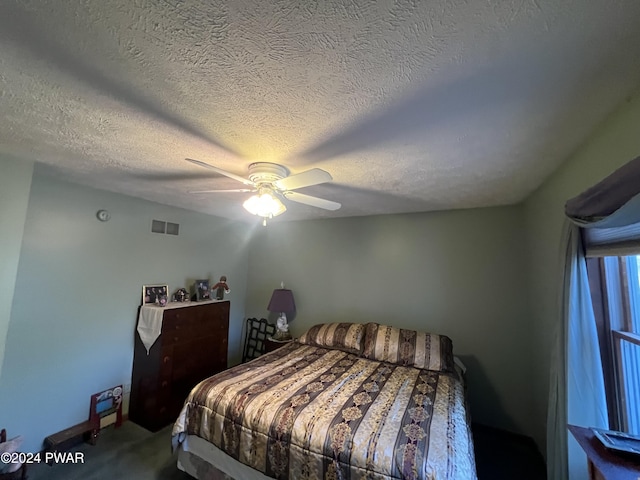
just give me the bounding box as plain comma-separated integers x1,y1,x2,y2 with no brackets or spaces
129,301,229,431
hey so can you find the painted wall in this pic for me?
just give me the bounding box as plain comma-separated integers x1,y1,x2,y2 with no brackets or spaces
0,156,33,378
524,88,640,457
245,207,533,437
0,169,253,453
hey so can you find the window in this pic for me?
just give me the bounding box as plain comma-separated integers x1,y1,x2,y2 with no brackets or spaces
587,254,640,434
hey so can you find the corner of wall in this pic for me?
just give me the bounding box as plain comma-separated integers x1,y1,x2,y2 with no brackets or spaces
0,156,34,380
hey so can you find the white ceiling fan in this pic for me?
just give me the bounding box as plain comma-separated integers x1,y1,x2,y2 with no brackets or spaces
185,158,341,224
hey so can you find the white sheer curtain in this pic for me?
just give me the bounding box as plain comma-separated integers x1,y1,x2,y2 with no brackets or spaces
547,222,608,480
547,155,640,479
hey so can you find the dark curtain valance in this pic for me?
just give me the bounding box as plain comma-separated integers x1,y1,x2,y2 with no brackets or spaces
565,155,640,229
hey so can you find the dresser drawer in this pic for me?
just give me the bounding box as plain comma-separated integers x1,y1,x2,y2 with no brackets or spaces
162,306,229,344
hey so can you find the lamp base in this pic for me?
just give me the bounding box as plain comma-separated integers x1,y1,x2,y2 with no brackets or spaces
274,313,291,341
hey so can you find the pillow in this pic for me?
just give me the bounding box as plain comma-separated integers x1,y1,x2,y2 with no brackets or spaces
298,322,365,354
362,322,455,373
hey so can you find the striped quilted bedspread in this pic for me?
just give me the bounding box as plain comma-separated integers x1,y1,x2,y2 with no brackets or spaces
172,342,477,480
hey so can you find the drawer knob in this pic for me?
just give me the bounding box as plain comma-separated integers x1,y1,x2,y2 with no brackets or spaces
161,381,168,388
163,356,170,363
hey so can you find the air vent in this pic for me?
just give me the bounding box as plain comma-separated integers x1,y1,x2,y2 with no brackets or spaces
166,222,179,235
151,219,180,236
151,220,166,234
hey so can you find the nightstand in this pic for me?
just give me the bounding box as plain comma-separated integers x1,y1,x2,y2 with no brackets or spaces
264,337,292,354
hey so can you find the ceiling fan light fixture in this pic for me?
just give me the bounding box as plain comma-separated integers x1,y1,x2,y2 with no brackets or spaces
243,190,286,219
185,158,340,220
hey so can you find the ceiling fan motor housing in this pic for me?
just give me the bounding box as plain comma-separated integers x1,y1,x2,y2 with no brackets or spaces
248,162,289,187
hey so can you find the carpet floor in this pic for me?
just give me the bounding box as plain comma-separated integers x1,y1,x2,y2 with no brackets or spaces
28,422,188,480
28,421,546,480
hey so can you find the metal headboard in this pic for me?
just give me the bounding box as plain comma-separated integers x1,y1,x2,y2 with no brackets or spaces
242,317,276,363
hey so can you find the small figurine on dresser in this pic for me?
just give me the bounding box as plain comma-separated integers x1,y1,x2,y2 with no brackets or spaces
172,288,189,302
211,276,230,300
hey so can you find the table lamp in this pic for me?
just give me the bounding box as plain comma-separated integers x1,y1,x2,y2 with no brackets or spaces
268,283,296,340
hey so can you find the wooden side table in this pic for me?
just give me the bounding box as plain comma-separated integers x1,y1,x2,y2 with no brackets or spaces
569,425,640,479
264,337,292,354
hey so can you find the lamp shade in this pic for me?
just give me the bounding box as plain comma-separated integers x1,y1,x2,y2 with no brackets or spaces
267,289,296,313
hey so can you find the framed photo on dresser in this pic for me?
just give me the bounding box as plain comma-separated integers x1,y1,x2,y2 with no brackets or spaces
142,284,168,305
195,279,210,301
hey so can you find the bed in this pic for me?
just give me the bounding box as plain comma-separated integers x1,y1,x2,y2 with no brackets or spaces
172,322,477,480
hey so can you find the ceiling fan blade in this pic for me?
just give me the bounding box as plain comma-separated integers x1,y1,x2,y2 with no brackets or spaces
189,188,254,194
283,191,341,211
274,168,332,191
185,158,255,187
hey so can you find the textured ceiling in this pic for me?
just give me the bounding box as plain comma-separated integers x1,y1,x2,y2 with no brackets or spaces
2,0,640,223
